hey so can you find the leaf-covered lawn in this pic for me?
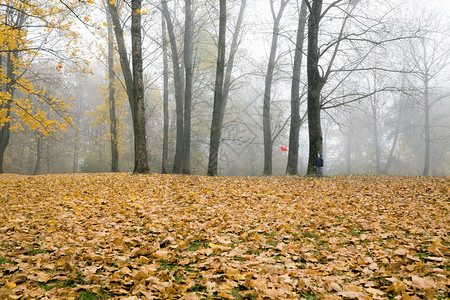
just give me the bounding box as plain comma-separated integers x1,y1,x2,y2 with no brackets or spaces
0,173,448,299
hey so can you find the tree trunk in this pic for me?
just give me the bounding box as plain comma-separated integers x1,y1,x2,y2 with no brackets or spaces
286,0,307,175
33,135,42,175
161,0,185,174
211,0,247,174
423,71,430,176
346,134,351,173
207,0,227,176
0,54,6,173
0,119,11,174
306,0,324,176
130,0,149,174
383,108,401,175
182,0,193,174
106,5,119,172
219,0,247,129
108,0,149,174
263,0,289,176
383,75,405,175
371,97,381,174
73,114,79,173
161,12,170,174
46,141,50,173
0,53,15,174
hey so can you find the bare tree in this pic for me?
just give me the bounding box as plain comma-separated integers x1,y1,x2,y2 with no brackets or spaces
286,0,307,175
161,0,185,174
161,11,170,174
304,0,359,176
207,0,226,176
108,0,149,174
404,35,449,175
263,0,290,176
219,0,247,136
182,0,194,174
105,1,119,172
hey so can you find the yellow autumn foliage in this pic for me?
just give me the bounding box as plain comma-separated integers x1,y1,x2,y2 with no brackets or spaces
0,0,87,136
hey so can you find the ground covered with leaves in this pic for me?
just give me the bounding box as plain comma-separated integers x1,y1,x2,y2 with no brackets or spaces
0,173,448,299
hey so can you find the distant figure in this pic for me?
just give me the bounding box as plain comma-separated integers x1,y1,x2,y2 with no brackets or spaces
314,153,324,178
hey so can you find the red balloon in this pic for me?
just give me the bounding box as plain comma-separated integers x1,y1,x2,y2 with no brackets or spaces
280,145,287,151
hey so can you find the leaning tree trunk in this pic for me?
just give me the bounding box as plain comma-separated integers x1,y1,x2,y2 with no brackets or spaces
207,0,227,176
161,13,170,174
306,0,324,176
161,0,185,174
106,4,119,172
263,0,289,176
212,0,246,173
218,0,247,130
286,0,307,175
108,0,149,174
182,0,194,174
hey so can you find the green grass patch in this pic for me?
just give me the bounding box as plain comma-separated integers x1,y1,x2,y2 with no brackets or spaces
186,240,207,252
27,248,48,255
187,283,206,293
75,289,112,300
301,293,317,300
303,230,320,239
350,226,362,236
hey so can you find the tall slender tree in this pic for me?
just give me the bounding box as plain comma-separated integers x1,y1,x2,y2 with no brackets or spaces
219,0,247,128
207,0,226,176
263,0,290,176
105,0,119,172
286,0,307,175
161,11,170,174
108,0,149,174
161,0,185,174
305,0,324,176
0,52,17,173
182,0,194,174
304,0,357,175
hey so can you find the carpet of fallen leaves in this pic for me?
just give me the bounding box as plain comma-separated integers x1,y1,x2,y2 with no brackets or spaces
0,173,449,300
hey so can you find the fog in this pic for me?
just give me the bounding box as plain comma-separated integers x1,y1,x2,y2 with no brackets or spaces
1,0,449,176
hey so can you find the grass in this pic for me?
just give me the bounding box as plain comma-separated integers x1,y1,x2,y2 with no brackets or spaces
301,293,318,300
186,240,207,251
75,289,112,300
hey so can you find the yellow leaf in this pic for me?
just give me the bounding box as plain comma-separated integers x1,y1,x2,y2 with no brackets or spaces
84,16,90,22
208,242,220,248
4,282,16,289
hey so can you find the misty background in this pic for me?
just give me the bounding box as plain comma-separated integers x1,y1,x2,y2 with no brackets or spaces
1,0,449,176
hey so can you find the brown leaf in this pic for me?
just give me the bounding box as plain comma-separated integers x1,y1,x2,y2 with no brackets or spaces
411,275,436,291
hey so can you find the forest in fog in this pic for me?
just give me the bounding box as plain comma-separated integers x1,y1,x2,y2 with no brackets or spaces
1,0,449,176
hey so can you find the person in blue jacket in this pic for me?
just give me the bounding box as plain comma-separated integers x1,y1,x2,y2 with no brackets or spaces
314,153,324,178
